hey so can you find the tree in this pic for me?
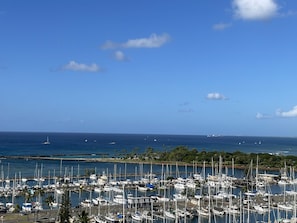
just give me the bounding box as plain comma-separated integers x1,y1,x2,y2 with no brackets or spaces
45,195,55,210
59,188,71,223
144,147,155,160
84,168,95,177
33,188,45,207
78,210,90,223
22,187,34,203
45,195,55,219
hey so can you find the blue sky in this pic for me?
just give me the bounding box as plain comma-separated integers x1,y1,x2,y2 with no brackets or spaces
1,0,297,136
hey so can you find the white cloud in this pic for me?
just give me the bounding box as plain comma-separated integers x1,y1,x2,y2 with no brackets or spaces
62,61,100,72
232,0,278,20
101,33,170,49
113,51,129,61
213,23,232,30
277,10,297,18
179,102,190,107
123,33,170,48
256,112,272,119
101,40,119,50
276,105,297,118
206,92,227,100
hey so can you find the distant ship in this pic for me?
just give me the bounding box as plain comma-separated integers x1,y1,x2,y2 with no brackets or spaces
207,134,220,138
43,136,50,145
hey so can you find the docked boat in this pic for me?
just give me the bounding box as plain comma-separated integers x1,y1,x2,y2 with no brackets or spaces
156,195,170,202
131,211,143,221
94,215,107,223
174,182,185,191
137,184,148,192
253,204,269,214
186,180,196,189
113,194,127,205
197,207,210,217
173,193,187,201
164,210,176,220
212,206,225,216
104,213,119,222
92,197,109,206
80,199,92,208
33,202,43,211
277,203,293,211
228,205,240,215
22,202,32,212
141,210,154,221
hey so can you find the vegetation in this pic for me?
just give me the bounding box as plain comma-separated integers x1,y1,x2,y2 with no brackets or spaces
22,187,34,203
78,210,90,223
128,146,297,169
84,168,95,177
59,187,71,223
45,195,55,209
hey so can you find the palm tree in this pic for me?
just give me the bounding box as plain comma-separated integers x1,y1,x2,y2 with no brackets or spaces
78,210,90,223
45,195,55,210
22,187,33,203
33,188,45,208
45,194,55,219
59,188,71,223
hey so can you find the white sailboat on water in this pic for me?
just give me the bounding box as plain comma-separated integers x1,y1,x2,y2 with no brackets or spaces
43,136,50,145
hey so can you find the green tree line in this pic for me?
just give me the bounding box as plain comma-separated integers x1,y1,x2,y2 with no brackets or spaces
127,146,297,169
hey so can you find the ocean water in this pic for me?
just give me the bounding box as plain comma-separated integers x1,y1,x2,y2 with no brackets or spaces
1,132,297,157
0,132,296,181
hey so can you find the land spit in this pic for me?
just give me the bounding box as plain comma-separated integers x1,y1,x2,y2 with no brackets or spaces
0,155,282,171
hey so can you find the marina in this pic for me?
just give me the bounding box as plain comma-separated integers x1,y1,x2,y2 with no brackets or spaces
0,132,297,222
0,156,296,222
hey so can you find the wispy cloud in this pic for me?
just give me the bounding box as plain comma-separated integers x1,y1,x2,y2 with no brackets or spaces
276,105,297,118
256,112,272,119
101,33,170,49
178,108,194,113
206,92,227,100
123,33,170,48
213,23,232,31
101,40,118,50
178,102,194,113
62,61,101,72
232,0,279,20
179,102,190,107
113,51,129,61
279,10,297,18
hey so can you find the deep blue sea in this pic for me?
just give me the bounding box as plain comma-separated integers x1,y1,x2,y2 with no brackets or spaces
0,131,296,179
1,132,297,157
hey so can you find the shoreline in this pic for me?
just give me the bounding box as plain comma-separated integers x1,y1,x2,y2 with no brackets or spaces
0,155,281,172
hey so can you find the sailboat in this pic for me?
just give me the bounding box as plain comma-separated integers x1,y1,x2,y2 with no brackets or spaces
43,136,50,145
